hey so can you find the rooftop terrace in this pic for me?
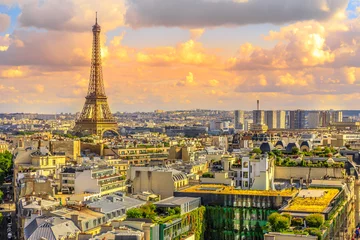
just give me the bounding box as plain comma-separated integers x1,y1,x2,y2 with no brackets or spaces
284,188,339,213
179,184,297,197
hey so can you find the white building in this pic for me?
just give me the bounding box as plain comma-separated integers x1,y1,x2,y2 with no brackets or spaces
232,155,274,190
60,166,126,196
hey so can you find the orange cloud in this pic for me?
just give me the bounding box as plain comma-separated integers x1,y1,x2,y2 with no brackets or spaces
1,67,25,78
137,40,217,66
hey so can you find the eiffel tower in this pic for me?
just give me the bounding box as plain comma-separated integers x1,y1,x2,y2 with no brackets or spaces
74,14,118,137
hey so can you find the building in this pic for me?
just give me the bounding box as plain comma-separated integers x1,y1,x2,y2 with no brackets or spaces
127,167,189,199
276,111,286,129
175,184,296,240
289,110,306,129
265,111,277,129
104,146,169,166
51,208,106,236
307,111,320,128
244,119,253,131
15,143,67,179
320,111,343,127
60,166,126,195
234,110,245,130
232,154,275,190
105,158,129,176
0,140,8,154
24,215,80,240
85,193,145,221
49,140,81,162
330,122,360,131
253,110,265,125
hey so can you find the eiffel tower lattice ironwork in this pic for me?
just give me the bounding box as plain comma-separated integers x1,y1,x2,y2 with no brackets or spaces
74,14,118,137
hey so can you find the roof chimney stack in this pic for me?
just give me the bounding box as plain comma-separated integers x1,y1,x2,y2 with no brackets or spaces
257,100,260,110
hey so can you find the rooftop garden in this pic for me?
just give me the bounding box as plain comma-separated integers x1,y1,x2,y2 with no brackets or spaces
126,203,181,224
201,172,214,178
284,189,339,213
274,157,345,168
267,212,325,240
181,184,297,197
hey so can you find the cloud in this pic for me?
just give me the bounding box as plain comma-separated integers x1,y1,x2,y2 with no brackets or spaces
0,30,91,67
126,0,348,28
1,66,25,78
16,0,125,32
0,14,10,33
136,40,217,66
176,72,196,86
190,29,205,40
34,84,45,93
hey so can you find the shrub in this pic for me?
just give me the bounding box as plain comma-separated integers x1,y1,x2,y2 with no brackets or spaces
268,213,290,232
268,212,281,226
126,208,143,218
292,147,300,155
274,216,290,232
305,214,324,228
306,228,323,239
291,217,304,227
252,148,262,154
174,207,181,214
202,172,214,178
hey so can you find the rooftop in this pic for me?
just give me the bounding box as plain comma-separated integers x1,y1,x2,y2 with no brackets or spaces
154,197,199,207
178,184,297,197
86,194,145,214
284,188,339,213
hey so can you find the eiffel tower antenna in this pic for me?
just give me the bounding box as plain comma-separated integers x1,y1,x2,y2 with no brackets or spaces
73,13,119,138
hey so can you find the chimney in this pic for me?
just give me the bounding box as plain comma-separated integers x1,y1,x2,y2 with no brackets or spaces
257,100,260,110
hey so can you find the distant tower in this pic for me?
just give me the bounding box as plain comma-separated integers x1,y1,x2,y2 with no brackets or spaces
74,13,118,137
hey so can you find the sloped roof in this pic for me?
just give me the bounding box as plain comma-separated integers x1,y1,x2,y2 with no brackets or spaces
24,215,80,240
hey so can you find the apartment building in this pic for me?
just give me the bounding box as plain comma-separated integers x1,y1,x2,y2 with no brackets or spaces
60,166,126,195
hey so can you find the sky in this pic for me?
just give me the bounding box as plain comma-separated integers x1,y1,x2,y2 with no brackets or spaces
1,0,360,113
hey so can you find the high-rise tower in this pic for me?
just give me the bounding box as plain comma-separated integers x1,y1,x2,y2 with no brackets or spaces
74,14,118,137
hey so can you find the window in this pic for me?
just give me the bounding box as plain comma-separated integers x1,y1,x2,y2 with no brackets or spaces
244,181,248,188
243,162,249,168
53,160,56,165
243,172,248,178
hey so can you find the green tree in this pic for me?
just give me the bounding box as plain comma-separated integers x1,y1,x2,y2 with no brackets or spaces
274,216,290,232
292,147,300,155
268,212,280,226
324,147,331,154
291,217,304,227
252,148,262,154
305,214,324,228
275,157,283,166
174,207,181,215
167,208,176,215
202,172,214,178
126,208,143,218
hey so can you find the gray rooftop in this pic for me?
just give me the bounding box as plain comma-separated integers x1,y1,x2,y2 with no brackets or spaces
86,193,145,214
154,196,200,207
24,215,80,240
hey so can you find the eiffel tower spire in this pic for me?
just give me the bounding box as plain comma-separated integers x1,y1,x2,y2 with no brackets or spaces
74,14,118,137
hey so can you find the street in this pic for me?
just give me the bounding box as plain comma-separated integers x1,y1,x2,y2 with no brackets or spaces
0,182,16,239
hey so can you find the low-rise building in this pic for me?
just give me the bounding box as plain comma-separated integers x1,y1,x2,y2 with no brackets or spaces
0,140,8,153
59,166,126,196
24,215,80,240
127,167,189,199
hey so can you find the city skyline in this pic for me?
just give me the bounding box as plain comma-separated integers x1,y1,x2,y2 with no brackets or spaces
1,0,360,113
